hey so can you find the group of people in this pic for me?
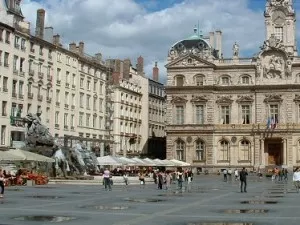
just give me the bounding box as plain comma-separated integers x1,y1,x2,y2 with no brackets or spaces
272,167,289,182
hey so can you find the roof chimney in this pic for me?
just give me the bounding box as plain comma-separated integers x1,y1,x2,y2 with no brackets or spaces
79,41,84,55
69,42,77,52
35,9,45,39
53,34,61,46
44,27,53,43
152,62,159,82
136,56,144,75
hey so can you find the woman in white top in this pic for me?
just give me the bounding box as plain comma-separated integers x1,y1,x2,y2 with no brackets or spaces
293,167,300,193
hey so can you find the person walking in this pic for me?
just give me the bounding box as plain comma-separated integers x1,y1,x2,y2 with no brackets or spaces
0,169,5,198
240,167,248,193
103,168,112,191
176,168,183,192
123,172,129,186
165,171,171,190
157,172,163,190
234,169,239,181
293,167,300,193
223,169,228,182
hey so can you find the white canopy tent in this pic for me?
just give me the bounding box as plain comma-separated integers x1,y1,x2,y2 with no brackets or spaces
161,159,178,167
0,151,24,161
97,155,123,166
170,159,191,167
7,149,55,163
142,158,158,166
118,157,138,166
131,157,150,166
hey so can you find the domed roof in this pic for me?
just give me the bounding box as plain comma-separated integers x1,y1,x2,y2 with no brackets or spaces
169,28,219,59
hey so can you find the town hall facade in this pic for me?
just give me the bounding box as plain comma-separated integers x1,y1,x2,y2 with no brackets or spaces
165,0,300,171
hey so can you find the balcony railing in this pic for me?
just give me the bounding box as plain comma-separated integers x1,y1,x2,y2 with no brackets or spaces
18,94,24,99
12,92,17,98
64,104,69,109
37,95,43,101
10,116,25,127
55,124,60,129
19,71,25,77
56,80,61,85
3,88,8,92
64,125,69,130
29,70,34,76
28,92,33,99
71,105,75,110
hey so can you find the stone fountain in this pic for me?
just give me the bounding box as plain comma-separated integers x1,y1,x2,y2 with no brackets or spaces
22,113,99,177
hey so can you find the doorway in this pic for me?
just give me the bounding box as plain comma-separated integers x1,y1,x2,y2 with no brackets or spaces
267,142,283,165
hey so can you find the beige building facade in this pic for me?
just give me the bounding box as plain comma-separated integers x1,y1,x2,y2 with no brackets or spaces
0,2,109,151
165,0,300,171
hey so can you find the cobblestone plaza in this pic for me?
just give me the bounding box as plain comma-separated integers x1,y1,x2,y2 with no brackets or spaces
0,175,299,225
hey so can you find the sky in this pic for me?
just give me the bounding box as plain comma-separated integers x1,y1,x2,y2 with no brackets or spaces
20,0,300,83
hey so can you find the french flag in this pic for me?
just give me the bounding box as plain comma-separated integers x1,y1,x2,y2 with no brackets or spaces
271,116,278,129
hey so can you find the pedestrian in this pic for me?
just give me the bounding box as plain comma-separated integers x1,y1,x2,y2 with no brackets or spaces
139,171,145,188
240,167,248,193
283,168,288,182
176,168,183,192
234,169,239,181
293,167,300,193
228,168,232,181
187,170,193,192
165,171,171,190
0,169,5,198
123,172,129,185
103,168,112,191
157,172,163,190
223,169,228,182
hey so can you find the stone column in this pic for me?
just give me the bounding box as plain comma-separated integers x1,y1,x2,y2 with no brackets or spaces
283,138,287,165
260,138,265,166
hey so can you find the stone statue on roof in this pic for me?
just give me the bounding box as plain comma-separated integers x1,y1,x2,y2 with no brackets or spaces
233,42,239,57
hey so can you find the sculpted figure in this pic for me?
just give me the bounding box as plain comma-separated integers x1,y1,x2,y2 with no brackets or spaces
233,42,239,57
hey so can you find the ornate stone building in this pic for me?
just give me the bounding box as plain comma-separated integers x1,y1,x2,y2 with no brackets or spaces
165,0,300,171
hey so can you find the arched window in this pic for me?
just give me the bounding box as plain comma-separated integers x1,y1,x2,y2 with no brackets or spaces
187,58,192,64
221,76,229,85
219,140,229,161
240,140,250,161
241,76,250,84
176,139,185,161
175,75,184,87
195,140,205,161
194,75,204,86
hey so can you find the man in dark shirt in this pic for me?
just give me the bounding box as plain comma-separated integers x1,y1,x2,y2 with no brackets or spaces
240,167,248,193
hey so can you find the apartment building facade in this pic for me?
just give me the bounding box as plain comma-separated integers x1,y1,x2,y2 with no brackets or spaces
0,2,109,152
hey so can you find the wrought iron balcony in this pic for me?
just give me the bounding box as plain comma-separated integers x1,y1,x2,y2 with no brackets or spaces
28,92,33,99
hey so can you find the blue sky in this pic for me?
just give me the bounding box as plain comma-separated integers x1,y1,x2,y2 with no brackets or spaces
21,0,300,82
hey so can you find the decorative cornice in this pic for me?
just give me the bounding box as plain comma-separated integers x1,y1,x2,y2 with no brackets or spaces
236,95,254,103
191,95,208,103
264,94,283,103
216,95,233,104
171,95,188,104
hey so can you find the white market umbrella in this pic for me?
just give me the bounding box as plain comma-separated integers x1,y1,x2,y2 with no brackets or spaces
7,149,55,163
131,157,149,166
170,159,191,167
118,157,138,166
97,155,123,166
142,158,158,166
153,159,167,166
161,159,178,167
0,151,24,161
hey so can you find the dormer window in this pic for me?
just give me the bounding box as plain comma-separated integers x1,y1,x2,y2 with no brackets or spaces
221,77,229,85
241,76,250,84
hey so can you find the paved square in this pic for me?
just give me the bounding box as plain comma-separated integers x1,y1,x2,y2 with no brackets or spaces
0,175,299,225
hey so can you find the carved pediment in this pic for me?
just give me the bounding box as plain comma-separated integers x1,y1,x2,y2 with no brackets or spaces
27,77,34,83
166,54,215,68
294,94,300,102
191,95,208,103
236,95,254,103
37,80,43,86
171,95,188,104
264,94,283,103
216,95,233,104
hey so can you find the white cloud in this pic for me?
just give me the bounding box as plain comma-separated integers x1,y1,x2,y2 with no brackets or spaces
20,0,275,83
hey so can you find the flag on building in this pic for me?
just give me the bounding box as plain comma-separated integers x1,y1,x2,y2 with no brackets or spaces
271,116,278,129
267,117,271,129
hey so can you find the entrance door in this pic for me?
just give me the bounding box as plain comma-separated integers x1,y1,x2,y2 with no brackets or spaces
268,143,282,165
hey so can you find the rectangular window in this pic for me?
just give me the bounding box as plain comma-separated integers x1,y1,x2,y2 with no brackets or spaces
220,106,230,124
99,98,103,112
20,58,24,72
57,68,61,81
46,107,50,122
0,28,3,41
72,74,76,85
27,104,31,114
93,115,97,128
72,94,75,106
99,116,102,129
66,71,70,84
86,114,90,127
241,105,251,124
79,113,83,126
5,31,10,44
93,81,97,91
87,80,91,90
86,95,90,109
269,104,279,122
80,93,84,108
195,105,204,124
1,125,6,145
13,55,18,71
71,114,74,127
14,36,20,48
80,77,84,88
4,52,9,67
64,113,68,126
175,106,184,124
55,111,59,124
2,101,7,116
100,82,103,94
275,27,283,41
21,39,26,50
56,90,60,102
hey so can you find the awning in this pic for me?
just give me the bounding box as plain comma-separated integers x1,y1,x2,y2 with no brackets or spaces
97,155,123,166
0,151,24,161
8,149,55,163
